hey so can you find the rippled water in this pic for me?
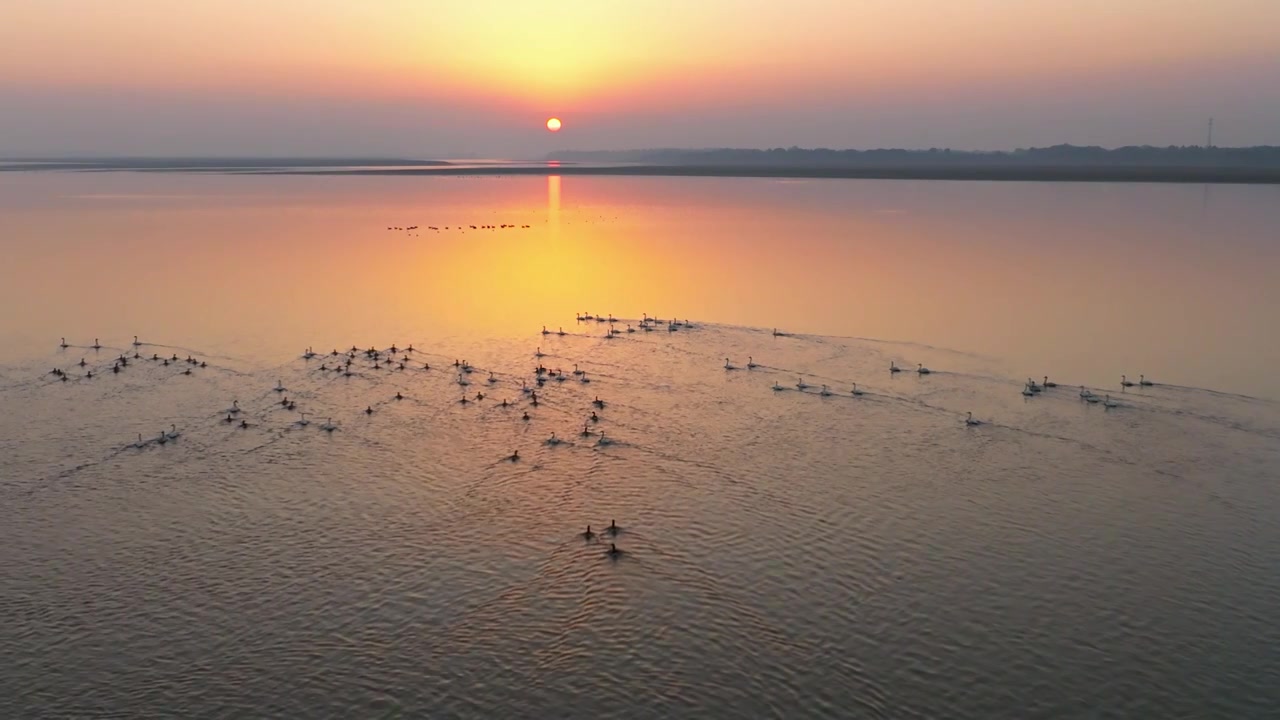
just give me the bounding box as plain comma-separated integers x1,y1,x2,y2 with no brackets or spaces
2,172,1279,718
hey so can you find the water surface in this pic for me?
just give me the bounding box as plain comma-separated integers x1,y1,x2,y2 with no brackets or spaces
2,172,1278,719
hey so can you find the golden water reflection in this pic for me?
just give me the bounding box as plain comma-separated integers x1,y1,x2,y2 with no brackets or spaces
1,172,1277,397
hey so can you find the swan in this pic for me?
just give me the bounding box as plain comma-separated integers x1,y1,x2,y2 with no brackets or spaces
509,450,520,461
297,413,310,426
541,325,550,335
820,385,832,396
572,364,583,375
580,374,591,383
590,411,599,422
166,424,180,439
546,432,562,446
92,338,101,350
593,396,605,408
1103,395,1119,408
582,525,594,539
747,357,758,369
60,337,69,348
607,519,619,535
773,381,784,391
1027,378,1041,393
724,358,736,370
1043,376,1057,388
796,377,809,390
965,412,982,426
1121,375,1134,387
457,375,470,386
535,347,545,357
917,363,932,375
1085,394,1100,404
1079,386,1094,399
558,327,566,336
626,324,635,333
850,383,864,396
580,424,593,437
157,431,168,445
890,362,901,373
274,380,285,392
1139,375,1153,386
597,432,613,446
134,433,146,448
133,335,141,346
321,418,337,432
1022,384,1035,397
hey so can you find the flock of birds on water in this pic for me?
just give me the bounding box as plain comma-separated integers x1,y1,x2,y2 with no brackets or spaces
48,314,1159,557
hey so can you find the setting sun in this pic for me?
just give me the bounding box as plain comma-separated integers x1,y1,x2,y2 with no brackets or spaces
546,117,562,132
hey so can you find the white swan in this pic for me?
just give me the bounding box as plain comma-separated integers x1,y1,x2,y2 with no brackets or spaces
1022,384,1035,397
133,335,142,346
488,372,497,384
274,380,285,392
773,382,784,391
965,412,982,426
850,383,864,396
747,356,758,369
546,432,562,446
724,358,737,370
890,362,901,373
796,377,809,390
165,424,181,439
917,363,932,375
573,364,583,375
92,338,101,349
1079,386,1094,399
820,385,832,396
297,413,310,427
225,400,241,414
321,417,337,432
596,431,614,446
1103,395,1119,408
60,337,69,348
133,433,146,448
1139,375,1153,386
1043,376,1057,388
1121,375,1134,387
1085,394,1100,404
157,431,168,445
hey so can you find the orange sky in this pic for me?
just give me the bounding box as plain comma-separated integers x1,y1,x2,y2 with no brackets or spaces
2,0,1278,155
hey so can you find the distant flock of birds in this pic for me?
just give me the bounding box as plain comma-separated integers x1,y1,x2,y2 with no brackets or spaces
52,315,1159,554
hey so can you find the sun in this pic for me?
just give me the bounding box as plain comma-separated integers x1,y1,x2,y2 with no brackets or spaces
546,117,562,132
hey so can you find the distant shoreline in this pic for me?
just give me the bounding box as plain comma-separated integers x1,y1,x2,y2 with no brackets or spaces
4,159,1280,184
262,164,1280,184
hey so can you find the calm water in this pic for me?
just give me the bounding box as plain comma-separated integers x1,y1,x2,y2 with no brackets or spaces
2,172,1278,719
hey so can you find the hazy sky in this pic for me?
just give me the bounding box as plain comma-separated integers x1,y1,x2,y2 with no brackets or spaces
2,0,1278,157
